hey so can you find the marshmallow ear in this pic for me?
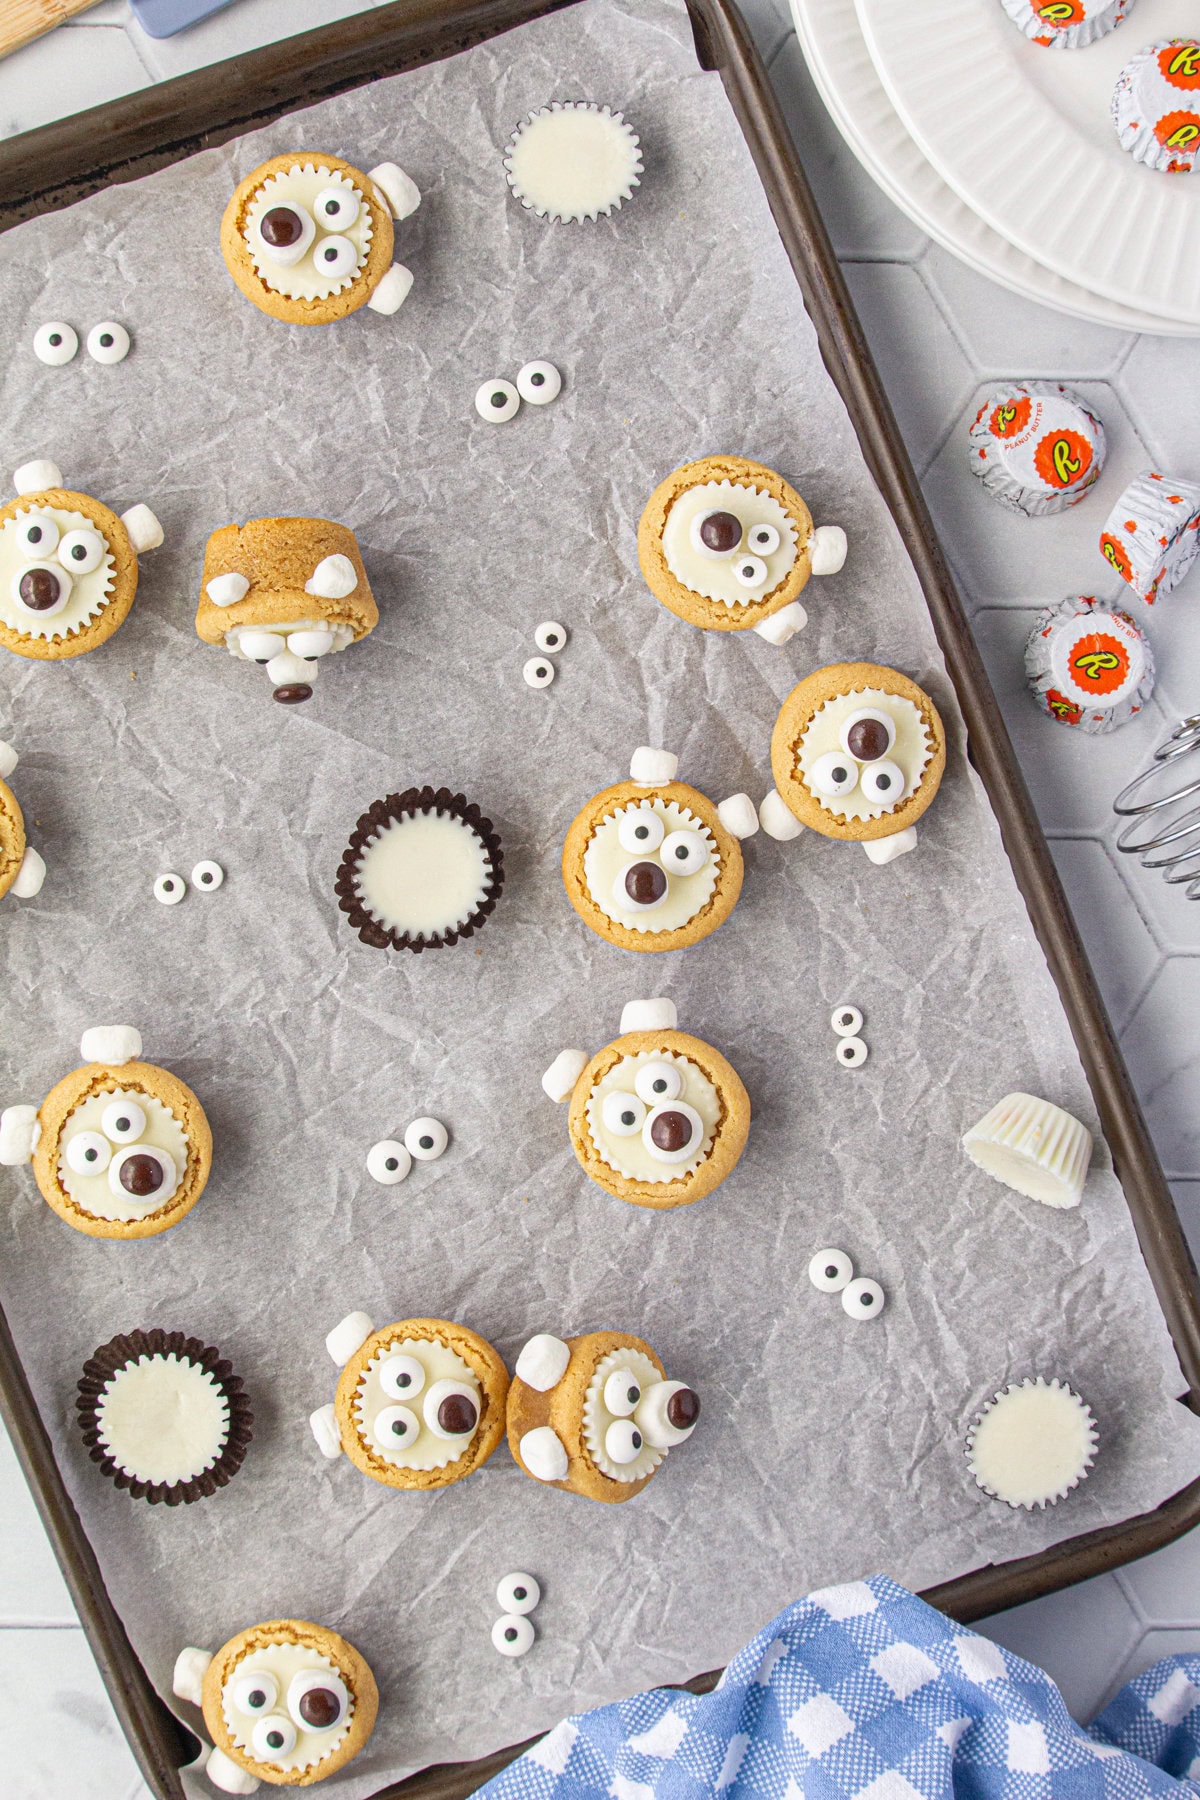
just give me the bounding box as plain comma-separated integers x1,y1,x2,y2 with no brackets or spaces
0,740,17,780
309,1403,343,1460
717,793,759,840
13,459,63,496
619,997,677,1035
366,263,415,315
304,554,358,599
810,525,847,576
325,1311,374,1366
629,747,678,786
753,599,807,645
0,1106,40,1166
541,1048,588,1103
368,162,421,220
519,1426,569,1483
80,1026,141,1066
12,847,46,898
206,572,249,608
171,1646,213,1706
759,790,805,842
120,504,163,555
862,826,918,865
514,1334,570,1392
206,1745,261,1794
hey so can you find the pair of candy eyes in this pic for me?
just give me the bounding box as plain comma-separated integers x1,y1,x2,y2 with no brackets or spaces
616,809,711,875
64,1100,154,1173
14,515,106,572
229,1668,349,1750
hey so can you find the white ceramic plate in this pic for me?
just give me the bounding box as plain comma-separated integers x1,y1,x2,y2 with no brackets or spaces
789,0,1198,334
854,0,1200,326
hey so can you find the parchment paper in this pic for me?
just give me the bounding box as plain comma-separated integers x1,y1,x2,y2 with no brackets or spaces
1,1,1199,1790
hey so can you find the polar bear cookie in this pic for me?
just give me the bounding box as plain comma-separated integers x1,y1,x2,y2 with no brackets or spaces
309,1312,509,1489
220,152,420,325
0,739,45,902
637,454,847,644
507,1329,699,1504
196,518,378,704
0,458,162,662
562,748,758,951
761,661,947,865
543,997,751,1209
172,1619,378,1790
0,1026,212,1240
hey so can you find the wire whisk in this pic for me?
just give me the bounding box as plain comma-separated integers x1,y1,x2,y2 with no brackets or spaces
1114,715,1200,899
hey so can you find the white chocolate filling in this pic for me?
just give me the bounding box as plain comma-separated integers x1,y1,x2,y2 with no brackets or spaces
353,810,492,941
585,1050,720,1184
967,1377,1097,1510
661,482,797,607
352,1336,479,1471
223,619,355,659
583,799,719,932
95,1354,229,1486
581,1349,664,1483
505,105,642,223
245,166,373,302
0,507,115,641
797,688,932,824
222,1643,352,1775
58,1087,188,1222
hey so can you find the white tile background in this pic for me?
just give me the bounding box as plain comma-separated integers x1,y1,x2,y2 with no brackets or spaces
2,0,1200,1793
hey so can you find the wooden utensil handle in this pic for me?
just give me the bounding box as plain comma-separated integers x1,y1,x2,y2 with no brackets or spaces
0,0,102,62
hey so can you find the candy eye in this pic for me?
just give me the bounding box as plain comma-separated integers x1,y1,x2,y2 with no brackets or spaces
255,202,314,266
16,514,59,556
192,860,224,892
732,553,768,587
496,1571,540,1615
33,322,77,367
643,1101,704,1164
312,234,359,279
101,1099,146,1144
423,1378,479,1440
809,1248,853,1293
65,1131,111,1176
617,807,665,854
523,657,555,688
240,631,286,663
603,1369,642,1416
13,563,70,615
367,1139,411,1185
533,620,566,653
404,1117,448,1161
475,379,520,423
372,1402,420,1450
251,1714,298,1759
830,1005,863,1037
860,760,905,806
600,1090,645,1136
379,1353,425,1400
842,1277,886,1321
660,829,710,876
492,1614,535,1657
314,185,360,229
231,1671,278,1715
287,1670,349,1732
516,360,561,405
839,708,895,763
634,1061,683,1105
615,861,668,912
58,529,105,574
86,322,130,366
604,1419,645,1464
837,1036,869,1069
108,1144,178,1205
154,872,186,906
747,522,780,554
809,751,858,800
690,510,741,558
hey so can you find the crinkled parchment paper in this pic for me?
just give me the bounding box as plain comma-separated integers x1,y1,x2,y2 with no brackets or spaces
0,0,1198,1790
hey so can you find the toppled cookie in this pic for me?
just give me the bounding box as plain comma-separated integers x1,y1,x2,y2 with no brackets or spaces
0,738,45,902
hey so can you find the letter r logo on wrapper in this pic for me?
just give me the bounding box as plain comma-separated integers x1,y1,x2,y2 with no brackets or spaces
1100,533,1132,582
1046,689,1084,726
1035,429,1091,491
1162,42,1200,86
989,396,1032,439
1070,633,1130,694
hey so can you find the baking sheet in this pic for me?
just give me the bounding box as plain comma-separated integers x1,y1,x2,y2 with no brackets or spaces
0,0,1198,1790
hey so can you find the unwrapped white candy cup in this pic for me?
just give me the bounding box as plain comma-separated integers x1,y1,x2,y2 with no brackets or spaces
962,1092,1093,1209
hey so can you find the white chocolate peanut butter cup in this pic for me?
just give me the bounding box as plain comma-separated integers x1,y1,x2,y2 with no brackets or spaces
966,1376,1097,1509
962,1092,1093,1209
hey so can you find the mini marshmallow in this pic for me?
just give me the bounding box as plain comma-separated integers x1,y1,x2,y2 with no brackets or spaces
542,1048,588,1103
514,1333,570,1392
717,793,759,839
80,1025,142,1065
862,827,918,865
325,1311,375,1366
759,789,806,841
206,572,250,607
810,525,848,575
0,740,17,780
619,997,677,1034
629,747,679,786
266,650,318,688
520,1425,569,1483
753,599,808,645
368,162,421,220
366,262,415,315
13,459,64,496
172,1646,214,1706
120,504,163,555
288,629,334,658
0,1105,39,1166
205,1745,261,1795
309,1403,343,1461
12,847,45,898
305,553,358,599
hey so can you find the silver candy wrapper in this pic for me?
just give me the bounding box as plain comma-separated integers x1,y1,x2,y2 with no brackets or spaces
1024,595,1154,734
1112,39,1200,173
1100,470,1200,605
1000,0,1132,51
968,381,1105,517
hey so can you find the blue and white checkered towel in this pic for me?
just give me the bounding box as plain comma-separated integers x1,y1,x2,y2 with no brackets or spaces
481,1574,1200,1800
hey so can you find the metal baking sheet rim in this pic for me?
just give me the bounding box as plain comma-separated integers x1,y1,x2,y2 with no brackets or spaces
0,2,1197,1797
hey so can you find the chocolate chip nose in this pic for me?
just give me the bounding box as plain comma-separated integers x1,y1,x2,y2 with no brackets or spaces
118,1153,163,1197
261,205,302,246
698,510,741,553
18,568,62,611
273,683,314,704
438,1394,478,1436
298,1687,340,1729
846,718,890,761
649,1110,692,1153
624,861,667,906
667,1386,700,1430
